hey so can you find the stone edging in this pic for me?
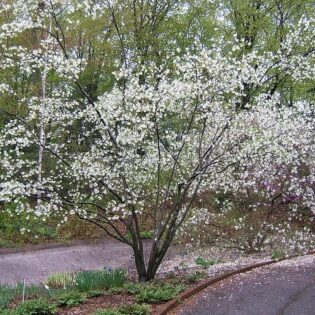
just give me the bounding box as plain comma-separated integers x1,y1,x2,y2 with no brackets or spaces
154,250,315,315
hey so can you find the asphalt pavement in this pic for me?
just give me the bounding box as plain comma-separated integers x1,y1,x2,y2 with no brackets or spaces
174,255,315,315
0,238,136,284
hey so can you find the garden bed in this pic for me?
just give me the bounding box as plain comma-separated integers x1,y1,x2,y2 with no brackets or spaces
57,294,136,315
1,246,314,315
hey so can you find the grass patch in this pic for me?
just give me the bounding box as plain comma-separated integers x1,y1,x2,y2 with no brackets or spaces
0,285,15,310
76,269,127,292
0,283,59,310
46,271,76,289
45,268,127,292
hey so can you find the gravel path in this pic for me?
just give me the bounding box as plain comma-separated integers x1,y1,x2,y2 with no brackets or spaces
173,254,315,315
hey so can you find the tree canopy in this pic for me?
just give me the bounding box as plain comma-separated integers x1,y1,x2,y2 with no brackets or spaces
0,0,314,280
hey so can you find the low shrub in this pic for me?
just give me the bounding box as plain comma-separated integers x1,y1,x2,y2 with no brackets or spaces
106,287,125,295
271,249,286,260
86,290,104,298
94,310,121,315
124,283,143,295
127,231,153,240
139,231,153,239
56,291,87,307
195,257,217,269
94,303,151,315
13,299,57,315
185,271,206,284
129,283,184,304
119,304,151,315
0,209,58,248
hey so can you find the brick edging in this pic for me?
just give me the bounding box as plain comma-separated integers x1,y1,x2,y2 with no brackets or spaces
154,250,315,315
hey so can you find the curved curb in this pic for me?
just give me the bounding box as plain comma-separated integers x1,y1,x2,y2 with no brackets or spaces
154,250,315,315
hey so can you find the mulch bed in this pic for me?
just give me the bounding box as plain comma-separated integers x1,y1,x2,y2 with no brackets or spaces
56,292,163,315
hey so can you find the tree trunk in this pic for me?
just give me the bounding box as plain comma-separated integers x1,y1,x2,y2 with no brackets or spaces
132,234,175,281
132,244,147,282
37,62,47,208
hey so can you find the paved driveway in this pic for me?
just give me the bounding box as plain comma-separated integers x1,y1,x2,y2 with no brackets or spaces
174,255,315,315
0,239,137,284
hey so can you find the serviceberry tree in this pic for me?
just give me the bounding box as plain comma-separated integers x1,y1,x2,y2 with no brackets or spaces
0,0,314,280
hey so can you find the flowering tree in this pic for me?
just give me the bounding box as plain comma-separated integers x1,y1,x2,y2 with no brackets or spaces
179,102,315,253
0,1,314,280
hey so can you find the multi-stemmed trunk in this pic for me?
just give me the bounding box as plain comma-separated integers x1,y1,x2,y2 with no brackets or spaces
131,218,180,281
